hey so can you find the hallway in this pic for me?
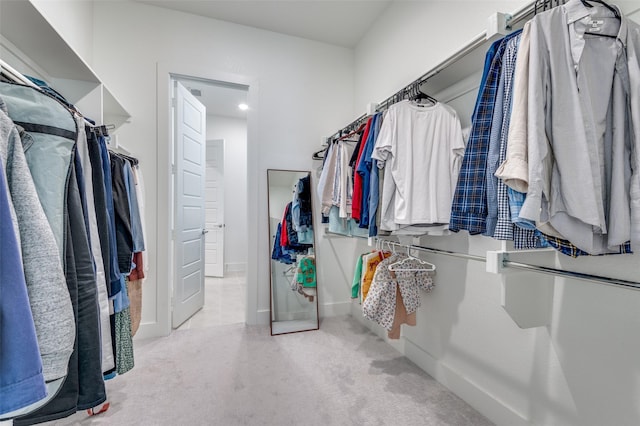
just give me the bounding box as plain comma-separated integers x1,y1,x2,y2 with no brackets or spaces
177,272,247,330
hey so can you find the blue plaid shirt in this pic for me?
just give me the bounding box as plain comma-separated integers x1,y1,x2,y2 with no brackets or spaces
450,30,521,234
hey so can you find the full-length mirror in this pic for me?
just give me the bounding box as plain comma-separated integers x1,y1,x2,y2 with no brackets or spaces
268,169,319,335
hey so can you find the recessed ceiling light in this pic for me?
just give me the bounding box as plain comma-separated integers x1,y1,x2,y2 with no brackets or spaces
238,103,249,111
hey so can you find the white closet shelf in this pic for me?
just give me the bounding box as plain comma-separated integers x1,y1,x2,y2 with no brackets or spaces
0,0,130,128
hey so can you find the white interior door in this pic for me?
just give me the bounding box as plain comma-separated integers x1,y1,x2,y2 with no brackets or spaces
173,81,207,329
205,139,225,277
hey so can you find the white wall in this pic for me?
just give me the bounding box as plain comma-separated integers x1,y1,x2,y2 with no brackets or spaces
30,0,94,66
86,1,354,335
349,2,640,426
206,115,248,272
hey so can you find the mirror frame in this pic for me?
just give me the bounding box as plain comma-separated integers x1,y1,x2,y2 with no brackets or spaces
267,169,319,336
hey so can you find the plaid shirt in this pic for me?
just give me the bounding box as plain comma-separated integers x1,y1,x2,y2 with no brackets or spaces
493,34,540,249
450,30,521,234
539,234,633,258
507,188,549,249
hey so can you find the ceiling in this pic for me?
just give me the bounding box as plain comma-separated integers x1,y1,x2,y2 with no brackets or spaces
136,0,393,48
175,77,248,119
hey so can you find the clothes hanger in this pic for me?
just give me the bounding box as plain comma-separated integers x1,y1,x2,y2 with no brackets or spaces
581,0,620,38
581,0,620,19
410,83,437,107
388,245,436,272
109,149,139,166
312,148,326,160
337,122,365,142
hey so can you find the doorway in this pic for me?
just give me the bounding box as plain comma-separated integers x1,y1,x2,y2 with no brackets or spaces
171,75,249,329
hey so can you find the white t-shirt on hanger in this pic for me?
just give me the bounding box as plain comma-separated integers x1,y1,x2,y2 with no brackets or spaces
372,100,465,230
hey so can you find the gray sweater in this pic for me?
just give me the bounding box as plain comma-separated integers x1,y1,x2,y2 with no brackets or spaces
0,101,75,382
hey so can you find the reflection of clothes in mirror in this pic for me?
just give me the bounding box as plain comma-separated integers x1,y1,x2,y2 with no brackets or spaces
271,223,295,264
297,256,316,288
282,202,312,251
292,175,312,232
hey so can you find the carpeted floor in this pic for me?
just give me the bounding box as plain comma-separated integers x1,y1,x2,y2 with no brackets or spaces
47,316,492,426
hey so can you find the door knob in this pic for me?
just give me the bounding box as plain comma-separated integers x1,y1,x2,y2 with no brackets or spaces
202,229,209,235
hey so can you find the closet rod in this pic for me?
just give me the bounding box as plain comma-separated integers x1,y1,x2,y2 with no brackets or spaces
503,260,640,291
324,230,368,239
375,238,640,290
376,238,486,263
327,0,538,139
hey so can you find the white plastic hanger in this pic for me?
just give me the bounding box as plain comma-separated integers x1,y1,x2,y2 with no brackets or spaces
388,245,436,272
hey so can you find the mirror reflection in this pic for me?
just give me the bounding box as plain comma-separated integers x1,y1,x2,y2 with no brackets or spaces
268,169,318,335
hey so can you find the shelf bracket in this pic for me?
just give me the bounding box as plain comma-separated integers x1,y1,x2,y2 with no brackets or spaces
486,250,554,329
487,12,513,39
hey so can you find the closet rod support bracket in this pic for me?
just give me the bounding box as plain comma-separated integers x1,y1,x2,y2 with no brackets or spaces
486,250,510,274
486,12,513,39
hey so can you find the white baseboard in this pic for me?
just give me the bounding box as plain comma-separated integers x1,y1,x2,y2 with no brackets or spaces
253,301,351,327
255,308,270,326
319,301,351,317
403,339,529,426
133,321,170,340
225,262,247,272
348,299,528,426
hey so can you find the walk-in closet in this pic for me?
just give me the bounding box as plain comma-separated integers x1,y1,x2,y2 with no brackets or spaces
2,1,640,425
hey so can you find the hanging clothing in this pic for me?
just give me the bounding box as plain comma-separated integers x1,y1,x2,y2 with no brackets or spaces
373,100,465,232
317,142,338,216
518,0,640,254
0,96,75,384
111,154,134,273
352,117,373,222
362,254,434,332
127,252,145,337
86,130,116,297
76,118,115,374
115,292,135,375
356,112,382,229
351,254,364,299
127,278,144,337
366,116,384,236
98,134,123,296
449,30,522,235
272,222,295,264
0,82,77,259
495,22,532,194
16,156,107,425
0,160,47,416
337,142,355,219
123,159,145,253
361,250,392,302
132,165,149,277
297,256,317,288
387,286,416,340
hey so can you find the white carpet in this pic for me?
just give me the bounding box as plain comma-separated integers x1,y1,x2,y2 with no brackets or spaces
46,316,492,426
